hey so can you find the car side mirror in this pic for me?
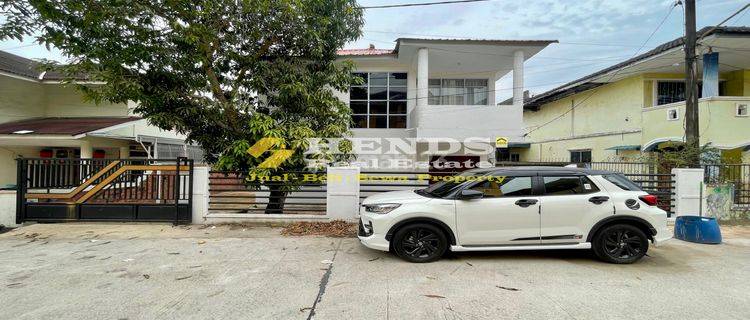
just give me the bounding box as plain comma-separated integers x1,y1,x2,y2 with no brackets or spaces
460,189,484,200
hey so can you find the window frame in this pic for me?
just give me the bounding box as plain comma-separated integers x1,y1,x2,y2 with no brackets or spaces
737,103,749,117
666,107,679,121
427,77,490,106
350,72,408,129
652,79,727,107
570,149,592,163
538,175,601,196
462,176,535,199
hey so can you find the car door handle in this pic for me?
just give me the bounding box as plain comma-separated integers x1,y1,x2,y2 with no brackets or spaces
515,199,538,207
589,196,610,204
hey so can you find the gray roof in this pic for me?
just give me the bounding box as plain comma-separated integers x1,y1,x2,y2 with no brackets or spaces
394,38,558,53
524,26,750,110
0,50,85,81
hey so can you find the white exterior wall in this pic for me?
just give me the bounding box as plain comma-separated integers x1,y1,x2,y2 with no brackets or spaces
336,54,522,170
0,190,17,228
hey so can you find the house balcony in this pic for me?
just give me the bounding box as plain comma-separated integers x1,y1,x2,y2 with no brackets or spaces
413,104,524,142
641,96,750,151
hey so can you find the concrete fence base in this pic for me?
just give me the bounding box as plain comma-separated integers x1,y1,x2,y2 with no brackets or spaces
191,166,361,225
0,190,18,228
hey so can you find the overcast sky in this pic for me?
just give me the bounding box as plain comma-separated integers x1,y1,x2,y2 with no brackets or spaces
2,0,748,100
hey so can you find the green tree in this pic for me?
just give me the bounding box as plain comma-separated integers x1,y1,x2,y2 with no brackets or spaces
2,0,363,213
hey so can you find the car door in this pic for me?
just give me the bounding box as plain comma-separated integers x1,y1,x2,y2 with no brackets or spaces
455,176,540,246
538,175,613,244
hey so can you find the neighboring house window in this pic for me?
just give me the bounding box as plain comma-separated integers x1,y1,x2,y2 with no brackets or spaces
655,80,726,106
496,148,520,162
667,108,679,121
350,72,407,129
570,150,591,163
428,78,488,105
737,103,748,117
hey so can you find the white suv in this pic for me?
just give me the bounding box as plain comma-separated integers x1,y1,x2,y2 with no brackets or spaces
358,167,671,263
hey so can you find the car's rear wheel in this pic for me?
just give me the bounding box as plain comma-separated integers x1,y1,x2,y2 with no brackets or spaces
592,224,649,264
392,223,447,263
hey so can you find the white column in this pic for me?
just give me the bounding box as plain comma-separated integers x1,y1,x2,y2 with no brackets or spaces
191,166,209,224
326,166,361,221
513,50,525,106
672,168,706,217
80,140,93,158
417,48,429,108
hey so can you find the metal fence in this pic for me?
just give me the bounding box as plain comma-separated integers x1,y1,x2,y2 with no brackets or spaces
704,164,750,205
17,157,193,224
359,171,461,201
208,171,327,214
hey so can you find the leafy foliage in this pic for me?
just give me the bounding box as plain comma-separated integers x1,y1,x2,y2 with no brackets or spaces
650,143,720,168
2,0,364,213
1,0,364,170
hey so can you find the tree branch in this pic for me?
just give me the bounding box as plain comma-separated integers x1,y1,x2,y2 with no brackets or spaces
203,39,228,105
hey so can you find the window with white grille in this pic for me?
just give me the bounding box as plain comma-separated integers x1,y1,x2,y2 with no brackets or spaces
428,78,488,106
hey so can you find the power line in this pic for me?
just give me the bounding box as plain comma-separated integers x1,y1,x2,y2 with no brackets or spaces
0,43,37,50
360,0,490,9
524,2,680,136
698,2,750,54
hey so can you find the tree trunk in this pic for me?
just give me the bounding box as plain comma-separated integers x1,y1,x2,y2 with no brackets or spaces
265,185,288,214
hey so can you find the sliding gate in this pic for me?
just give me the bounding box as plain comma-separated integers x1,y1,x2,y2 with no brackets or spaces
16,157,193,224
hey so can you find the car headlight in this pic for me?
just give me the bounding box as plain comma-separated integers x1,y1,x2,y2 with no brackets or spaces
364,203,401,214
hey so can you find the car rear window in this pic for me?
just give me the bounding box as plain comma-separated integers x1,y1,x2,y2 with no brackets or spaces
542,176,600,195
603,174,642,191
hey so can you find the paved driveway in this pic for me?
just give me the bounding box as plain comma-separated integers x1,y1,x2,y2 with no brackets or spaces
1,223,749,320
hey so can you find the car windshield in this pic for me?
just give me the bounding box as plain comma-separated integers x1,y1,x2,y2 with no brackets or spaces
417,171,491,198
602,174,642,191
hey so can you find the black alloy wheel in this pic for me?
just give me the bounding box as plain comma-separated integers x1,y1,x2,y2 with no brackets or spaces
393,223,447,263
593,224,649,264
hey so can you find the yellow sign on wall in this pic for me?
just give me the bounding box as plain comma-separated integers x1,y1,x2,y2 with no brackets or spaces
495,136,509,148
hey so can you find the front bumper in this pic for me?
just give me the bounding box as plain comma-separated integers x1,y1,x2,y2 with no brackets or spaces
357,216,391,251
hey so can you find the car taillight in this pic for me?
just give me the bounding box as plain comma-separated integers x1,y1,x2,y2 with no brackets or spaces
639,195,658,206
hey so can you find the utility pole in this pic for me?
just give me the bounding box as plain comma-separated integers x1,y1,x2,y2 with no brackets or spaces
684,0,700,166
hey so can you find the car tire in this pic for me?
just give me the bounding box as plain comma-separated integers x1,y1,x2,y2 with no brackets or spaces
592,224,649,264
392,223,448,263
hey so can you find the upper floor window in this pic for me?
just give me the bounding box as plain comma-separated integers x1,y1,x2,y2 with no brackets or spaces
655,80,726,106
428,78,488,105
350,72,407,129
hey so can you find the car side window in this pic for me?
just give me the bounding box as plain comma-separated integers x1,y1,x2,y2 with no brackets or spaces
542,176,599,195
468,176,532,198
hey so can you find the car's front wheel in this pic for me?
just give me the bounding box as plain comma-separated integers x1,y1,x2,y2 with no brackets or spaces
592,224,649,264
392,223,447,263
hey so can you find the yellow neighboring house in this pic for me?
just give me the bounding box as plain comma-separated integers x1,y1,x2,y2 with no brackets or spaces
520,26,750,164
0,50,202,188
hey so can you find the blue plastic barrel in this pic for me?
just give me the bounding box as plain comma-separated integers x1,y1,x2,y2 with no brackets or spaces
674,216,722,244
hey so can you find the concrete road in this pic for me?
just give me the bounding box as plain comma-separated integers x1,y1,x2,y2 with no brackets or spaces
0,223,748,320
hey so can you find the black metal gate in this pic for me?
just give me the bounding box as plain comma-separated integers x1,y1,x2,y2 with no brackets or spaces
16,157,193,224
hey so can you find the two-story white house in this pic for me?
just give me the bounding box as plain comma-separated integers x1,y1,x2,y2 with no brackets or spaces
335,38,556,171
